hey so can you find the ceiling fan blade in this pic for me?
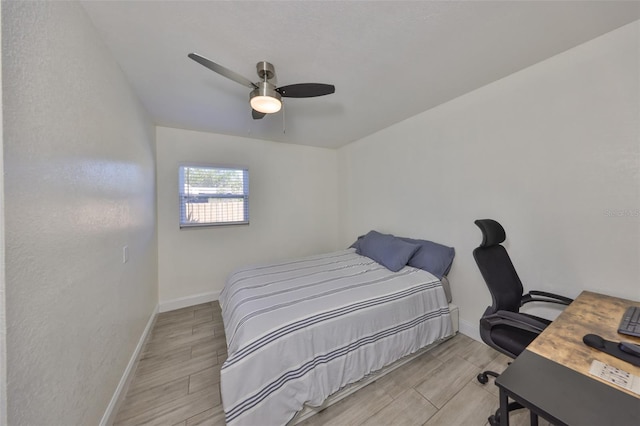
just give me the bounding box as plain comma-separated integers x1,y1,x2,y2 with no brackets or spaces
276,83,335,98
252,109,266,120
188,53,257,89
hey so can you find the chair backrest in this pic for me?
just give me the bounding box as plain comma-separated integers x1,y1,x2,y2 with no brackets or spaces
473,219,524,314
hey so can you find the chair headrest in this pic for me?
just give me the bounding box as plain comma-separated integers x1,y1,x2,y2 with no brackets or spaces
474,219,506,247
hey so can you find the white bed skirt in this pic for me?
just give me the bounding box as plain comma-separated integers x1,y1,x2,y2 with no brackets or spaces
290,303,459,424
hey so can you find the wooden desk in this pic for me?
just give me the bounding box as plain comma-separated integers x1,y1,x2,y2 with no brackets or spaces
495,291,640,425
528,290,640,397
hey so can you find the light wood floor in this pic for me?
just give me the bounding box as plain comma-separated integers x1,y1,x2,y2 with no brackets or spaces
114,302,551,426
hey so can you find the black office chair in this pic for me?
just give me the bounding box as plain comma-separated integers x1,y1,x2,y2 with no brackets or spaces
473,219,573,426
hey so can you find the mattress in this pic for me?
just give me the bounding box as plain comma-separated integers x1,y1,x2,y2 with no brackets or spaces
219,249,454,425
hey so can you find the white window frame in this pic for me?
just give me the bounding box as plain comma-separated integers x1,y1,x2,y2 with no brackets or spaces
178,163,249,228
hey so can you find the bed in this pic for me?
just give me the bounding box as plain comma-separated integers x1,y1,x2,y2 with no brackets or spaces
219,231,456,425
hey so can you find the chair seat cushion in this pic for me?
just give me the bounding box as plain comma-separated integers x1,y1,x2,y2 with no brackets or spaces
520,313,552,327
490,325,540,357
489,313,551,357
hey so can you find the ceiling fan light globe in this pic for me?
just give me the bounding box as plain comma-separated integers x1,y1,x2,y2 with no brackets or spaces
250,82,282,114
250,95,281,114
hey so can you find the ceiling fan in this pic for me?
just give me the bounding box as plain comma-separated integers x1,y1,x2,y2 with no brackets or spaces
188,53,336,120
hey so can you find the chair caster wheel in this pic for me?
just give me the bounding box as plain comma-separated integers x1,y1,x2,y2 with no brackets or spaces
488,413,500,426
477,372,489,384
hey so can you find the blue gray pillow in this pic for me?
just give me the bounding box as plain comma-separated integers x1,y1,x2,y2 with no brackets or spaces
398,237,455,279
356,231,420,272
350,231,455,278
349,235,364,251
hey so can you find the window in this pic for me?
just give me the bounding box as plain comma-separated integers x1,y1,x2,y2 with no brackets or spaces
179,164,249,228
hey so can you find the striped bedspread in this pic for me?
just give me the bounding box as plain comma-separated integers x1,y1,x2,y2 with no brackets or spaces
219,249,453,425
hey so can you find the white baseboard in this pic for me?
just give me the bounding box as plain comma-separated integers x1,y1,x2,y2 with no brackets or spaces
458,317,481,342
100,304,158,426
158,290,220,313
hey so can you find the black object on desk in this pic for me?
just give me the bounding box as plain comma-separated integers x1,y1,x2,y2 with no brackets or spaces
583,333,640,367
495,351,639,426
619,305,640,337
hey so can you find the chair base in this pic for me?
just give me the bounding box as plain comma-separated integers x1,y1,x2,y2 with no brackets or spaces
477,370,499,384
478,369,523,424
488,401,524,426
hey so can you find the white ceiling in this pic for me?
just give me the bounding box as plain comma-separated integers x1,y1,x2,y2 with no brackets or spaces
81,1,640,149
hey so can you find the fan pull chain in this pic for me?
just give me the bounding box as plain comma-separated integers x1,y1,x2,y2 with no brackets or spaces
282,102,286,134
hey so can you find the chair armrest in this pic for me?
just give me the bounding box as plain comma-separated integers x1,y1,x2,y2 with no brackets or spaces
481,310,548,335
521,290,573,306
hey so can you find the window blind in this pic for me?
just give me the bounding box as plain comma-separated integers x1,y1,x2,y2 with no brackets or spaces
179,165,249,227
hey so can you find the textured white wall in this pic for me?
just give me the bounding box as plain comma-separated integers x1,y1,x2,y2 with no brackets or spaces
338,21,640,338
0,3,6,423
156,127,340,306
2,2,158,424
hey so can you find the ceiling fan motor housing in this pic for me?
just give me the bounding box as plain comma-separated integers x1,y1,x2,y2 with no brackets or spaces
250,81,282,113
250,82,281,101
